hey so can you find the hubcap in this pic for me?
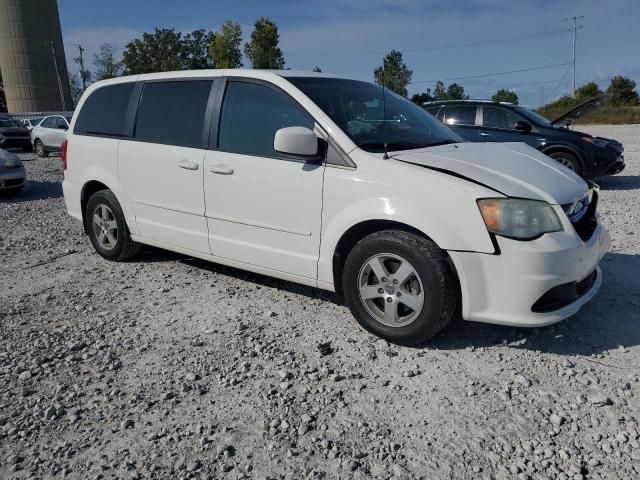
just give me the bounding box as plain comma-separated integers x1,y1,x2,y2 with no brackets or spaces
357,253,425,327
92,204,118,251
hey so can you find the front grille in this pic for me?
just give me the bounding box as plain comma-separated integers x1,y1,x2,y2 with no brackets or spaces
532,269,597,313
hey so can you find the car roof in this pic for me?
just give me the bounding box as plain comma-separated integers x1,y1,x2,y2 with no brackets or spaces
423,100,516,107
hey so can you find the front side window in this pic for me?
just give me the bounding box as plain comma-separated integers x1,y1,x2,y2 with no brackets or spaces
287,77,462,152
74,83,135,136
135,80,213,148
442,105,477,126
482,106,522,130
218,81,313,157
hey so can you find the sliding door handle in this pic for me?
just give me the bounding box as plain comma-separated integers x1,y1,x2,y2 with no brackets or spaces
177,159,199,170
209,164,234,175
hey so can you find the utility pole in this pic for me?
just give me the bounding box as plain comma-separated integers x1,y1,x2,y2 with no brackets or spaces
565,14,584,97
77,45,86,90
50,40,67,111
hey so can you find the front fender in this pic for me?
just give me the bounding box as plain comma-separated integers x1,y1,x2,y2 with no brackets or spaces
317,158,499,285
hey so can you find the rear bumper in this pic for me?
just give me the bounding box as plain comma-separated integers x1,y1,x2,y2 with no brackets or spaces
449,220,610,327
61,175,83,221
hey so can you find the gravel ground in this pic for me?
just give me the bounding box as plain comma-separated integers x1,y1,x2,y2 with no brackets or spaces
1,125,639,480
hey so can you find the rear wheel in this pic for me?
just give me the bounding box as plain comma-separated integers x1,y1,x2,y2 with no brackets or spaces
549,151,582,177
34,139,48,158
85,190,142,261
342,230,459,346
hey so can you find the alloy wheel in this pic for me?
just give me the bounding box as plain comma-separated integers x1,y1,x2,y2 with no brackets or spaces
357,253,425,327
92,204,118,251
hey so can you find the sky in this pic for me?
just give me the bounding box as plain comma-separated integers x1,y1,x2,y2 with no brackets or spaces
59,0,640,107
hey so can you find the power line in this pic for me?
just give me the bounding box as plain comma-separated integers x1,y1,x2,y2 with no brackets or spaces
413,62,571,84
285,28,568,57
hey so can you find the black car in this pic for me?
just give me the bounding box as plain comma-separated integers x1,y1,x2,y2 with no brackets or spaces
0,115,32,152
423,98,624,179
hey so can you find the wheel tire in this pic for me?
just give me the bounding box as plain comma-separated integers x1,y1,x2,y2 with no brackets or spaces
342,230,459,346
34,140,48,158
85,190,142,261
549,151,582,177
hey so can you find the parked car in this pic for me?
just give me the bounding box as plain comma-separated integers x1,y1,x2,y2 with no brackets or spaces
21,117,44,131
0,115,32,152
0,148,26,194
30,114,72,157
62,71,610,345
423,99,624,179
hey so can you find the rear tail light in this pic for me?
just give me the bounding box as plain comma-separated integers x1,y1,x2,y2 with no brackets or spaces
61,140,68,170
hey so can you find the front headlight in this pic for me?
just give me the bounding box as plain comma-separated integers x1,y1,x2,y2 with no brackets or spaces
1,151,22,169
477,198,563,240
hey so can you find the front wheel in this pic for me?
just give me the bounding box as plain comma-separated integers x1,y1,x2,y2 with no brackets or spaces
342,230,459,346
85,190,142,261
549,151,583,177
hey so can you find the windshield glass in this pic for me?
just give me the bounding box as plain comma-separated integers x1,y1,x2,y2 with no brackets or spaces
513,106,552,126
0,118,22,128
287,77,462,152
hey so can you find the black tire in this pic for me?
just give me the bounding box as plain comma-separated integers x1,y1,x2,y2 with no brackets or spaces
85,189,142,261
34,139,48,158
549,151,583,177
342,230,459,346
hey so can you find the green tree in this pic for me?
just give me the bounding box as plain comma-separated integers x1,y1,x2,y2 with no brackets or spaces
69,74,85,107
182,29,215,70
491,88,519,104
432,81,447,101
373,50,413,97
123,28,214,74
208,21,243,68
244,18,285,69
94,43,123,80
575,82,602,100
312,66,322,73
606,75,639,105
446,82,468,100
410,90,433,105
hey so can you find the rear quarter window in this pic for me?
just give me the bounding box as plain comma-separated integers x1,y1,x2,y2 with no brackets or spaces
74,83,135,137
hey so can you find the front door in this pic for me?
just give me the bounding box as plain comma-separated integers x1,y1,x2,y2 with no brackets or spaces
49,116,69,148
478,105,535,146
204,79,325,280
118,79,215,254
38,117,57,147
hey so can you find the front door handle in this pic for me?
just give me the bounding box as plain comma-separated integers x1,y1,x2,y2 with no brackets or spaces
480,132,491,137
209,164,234,175
177,159,199,170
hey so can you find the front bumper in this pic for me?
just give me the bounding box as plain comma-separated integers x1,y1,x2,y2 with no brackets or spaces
0,167,26,190
0,137,31,150
449,218,610,327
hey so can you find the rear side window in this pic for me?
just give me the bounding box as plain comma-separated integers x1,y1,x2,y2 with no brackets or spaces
41,117,56,128
442,105,477,126
218,81,313,158
135,80,213,148
74,83,135,136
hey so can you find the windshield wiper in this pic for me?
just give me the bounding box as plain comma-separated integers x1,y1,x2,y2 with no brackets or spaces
425,140,458,148
358,141,431,151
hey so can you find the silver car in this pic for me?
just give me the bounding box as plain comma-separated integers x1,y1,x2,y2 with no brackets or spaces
30,115,71,157
0,149,25,193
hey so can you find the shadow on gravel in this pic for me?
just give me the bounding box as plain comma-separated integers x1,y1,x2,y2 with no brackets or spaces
425,252,640,356
0,180,63,203
598,175,640,191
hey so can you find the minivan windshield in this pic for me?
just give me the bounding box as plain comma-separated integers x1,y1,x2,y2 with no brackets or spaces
288,77,462,153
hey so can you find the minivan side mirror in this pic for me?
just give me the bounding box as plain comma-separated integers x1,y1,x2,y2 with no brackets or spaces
274,127,319,157
514,120,532,133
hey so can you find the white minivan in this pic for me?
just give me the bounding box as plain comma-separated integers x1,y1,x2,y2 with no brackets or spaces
62,70,610,345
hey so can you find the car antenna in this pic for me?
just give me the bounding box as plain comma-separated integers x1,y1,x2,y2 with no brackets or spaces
382,74,390,159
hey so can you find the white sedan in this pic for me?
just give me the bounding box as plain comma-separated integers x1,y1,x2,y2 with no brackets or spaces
30,115,72,157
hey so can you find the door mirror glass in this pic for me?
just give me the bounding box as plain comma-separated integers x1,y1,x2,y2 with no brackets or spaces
274,127,319,157
514,120,532,132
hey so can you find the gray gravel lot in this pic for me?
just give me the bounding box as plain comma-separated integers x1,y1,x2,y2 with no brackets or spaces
1,125,639,479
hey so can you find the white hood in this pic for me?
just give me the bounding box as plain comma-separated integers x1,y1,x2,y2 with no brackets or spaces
391,142,587,205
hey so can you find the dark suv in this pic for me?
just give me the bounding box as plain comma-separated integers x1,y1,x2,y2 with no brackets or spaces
0,115,32,152
424,99,624,179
